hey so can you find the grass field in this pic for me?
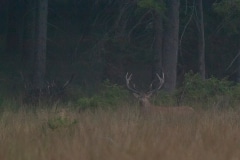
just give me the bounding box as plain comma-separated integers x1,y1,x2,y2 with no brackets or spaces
0,106,240,160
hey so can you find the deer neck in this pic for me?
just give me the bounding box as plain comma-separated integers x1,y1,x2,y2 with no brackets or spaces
139,98,152,111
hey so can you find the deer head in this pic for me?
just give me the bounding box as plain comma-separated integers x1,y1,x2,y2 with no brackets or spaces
125,72,164,107
125,72,194,115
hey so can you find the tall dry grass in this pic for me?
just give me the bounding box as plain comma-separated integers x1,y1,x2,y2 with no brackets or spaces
0,107,240,160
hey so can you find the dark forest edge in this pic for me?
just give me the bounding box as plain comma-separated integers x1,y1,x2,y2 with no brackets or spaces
0,72,239,112
2,0,240,112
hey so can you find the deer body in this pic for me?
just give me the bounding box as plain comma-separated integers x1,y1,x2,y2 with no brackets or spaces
126,72,194,115
141,105,194,115
134,93,194,115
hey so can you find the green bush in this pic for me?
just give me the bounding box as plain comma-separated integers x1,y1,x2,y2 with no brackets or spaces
152,91,178,106
47,116,77,130
177,72,238,109
77,80,130,110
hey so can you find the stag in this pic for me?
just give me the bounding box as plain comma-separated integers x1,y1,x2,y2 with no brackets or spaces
125,72,194,115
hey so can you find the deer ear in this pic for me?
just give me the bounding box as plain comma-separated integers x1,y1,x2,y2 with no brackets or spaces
133,93,140,98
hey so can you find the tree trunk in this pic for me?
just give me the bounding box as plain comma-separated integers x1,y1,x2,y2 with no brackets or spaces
162,0,180,92
17,2,25,57
196,0,205,79
33,0,48,89
0,0,8,53
236,43,240,83
23,0,37,80
6,0,19,54
152,10,163,80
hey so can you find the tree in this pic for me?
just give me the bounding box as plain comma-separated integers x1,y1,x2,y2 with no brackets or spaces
213,0,240,82
137,0,166,81
23,0,37,80
33,0,48,89
196,0,205,79
151,0,165,81
152,9,163,78
0,0,8,54
162,0,180,92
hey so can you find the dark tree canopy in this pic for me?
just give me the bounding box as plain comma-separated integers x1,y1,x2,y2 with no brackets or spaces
0,0,240,96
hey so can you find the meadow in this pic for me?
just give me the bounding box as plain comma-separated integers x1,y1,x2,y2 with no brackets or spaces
1,106,240,160
1,73,240,160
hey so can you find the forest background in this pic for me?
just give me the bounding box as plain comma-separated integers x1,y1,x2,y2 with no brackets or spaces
1,0,240,109
2,1,240,159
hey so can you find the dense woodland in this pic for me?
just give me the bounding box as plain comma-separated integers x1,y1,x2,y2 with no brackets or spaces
2,2,240,159
1,0,240,106
2,1,240,159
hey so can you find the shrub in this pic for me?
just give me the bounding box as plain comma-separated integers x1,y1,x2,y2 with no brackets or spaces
177,72,237,109
77,80,130,110
47,116,77,130
152,91,178,106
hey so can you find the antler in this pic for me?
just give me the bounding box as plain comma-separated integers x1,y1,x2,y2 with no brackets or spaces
62,74,75,89
125,72,141,94
126,72,164,96
147,73,165,95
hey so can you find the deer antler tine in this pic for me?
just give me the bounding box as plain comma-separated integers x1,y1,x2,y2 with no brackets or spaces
156,73,164,81
129,73,132,79
125,72,140,94
147,72,165,94
126,72,129,80
157,73,164,82
126,72,132,80
156,73,164,90
162,73,165,81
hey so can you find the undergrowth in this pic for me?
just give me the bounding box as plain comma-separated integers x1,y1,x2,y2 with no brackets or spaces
76,80,131,111
177,72,240,109
1,72,240,111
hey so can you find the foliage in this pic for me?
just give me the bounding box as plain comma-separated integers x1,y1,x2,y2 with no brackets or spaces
137,0,166,13
2,1,240,110
177,72,240,108
47,116,77,130
1,0,240,95
213,0,240,14
139,72,240,109
213,0,240,34
77,80,130,110
152,91,178,106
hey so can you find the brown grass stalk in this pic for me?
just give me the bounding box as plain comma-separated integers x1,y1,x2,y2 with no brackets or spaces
0,107,240,160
